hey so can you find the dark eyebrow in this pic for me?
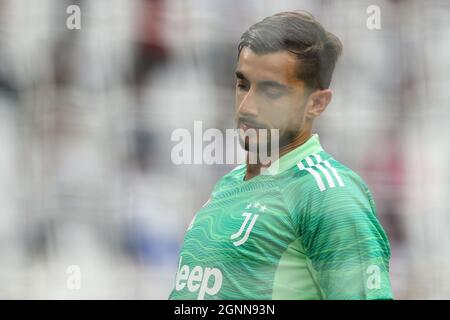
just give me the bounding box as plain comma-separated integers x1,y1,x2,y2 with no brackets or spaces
235,70,291,92
259,80,291,92
235,70,247,80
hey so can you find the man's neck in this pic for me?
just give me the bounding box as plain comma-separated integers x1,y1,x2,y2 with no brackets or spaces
244,130,312,181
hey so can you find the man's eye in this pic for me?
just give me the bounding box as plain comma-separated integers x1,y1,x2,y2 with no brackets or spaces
265,90,283,99
236,82,249,91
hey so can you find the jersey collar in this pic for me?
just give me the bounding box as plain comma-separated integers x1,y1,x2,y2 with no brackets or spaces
260,133,324,176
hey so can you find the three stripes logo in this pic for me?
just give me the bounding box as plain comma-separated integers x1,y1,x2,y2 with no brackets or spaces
297,154,345,192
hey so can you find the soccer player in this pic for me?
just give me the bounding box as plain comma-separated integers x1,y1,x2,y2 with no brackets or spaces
169,11,393,300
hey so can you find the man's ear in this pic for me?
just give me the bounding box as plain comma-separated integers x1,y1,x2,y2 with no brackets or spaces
305,89,333,120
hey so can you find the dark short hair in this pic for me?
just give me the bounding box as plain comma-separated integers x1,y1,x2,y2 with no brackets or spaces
238,11,343,90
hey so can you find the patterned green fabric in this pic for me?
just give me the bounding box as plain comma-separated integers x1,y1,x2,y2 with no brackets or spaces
168,134,393,300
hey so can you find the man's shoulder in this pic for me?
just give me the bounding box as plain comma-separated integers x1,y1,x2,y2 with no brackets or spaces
275,151,380,236
211,164,246,194
279,150,372,204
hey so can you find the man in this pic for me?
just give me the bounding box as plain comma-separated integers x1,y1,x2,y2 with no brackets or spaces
169,11,393,300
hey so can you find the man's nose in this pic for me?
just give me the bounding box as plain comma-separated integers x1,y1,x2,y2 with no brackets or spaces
237,88,259,117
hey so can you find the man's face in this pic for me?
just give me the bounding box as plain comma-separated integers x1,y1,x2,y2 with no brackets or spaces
235,47,311,151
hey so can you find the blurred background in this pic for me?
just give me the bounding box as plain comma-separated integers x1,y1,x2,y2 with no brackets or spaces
0,0,449,299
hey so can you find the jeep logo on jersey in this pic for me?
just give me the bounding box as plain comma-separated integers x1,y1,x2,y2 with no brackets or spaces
175,256,223,300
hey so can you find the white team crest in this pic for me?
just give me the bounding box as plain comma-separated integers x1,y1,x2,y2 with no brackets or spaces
230,203,266,246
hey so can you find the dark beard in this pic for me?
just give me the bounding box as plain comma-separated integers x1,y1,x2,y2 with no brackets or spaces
238,129,275,158
278,129,299,150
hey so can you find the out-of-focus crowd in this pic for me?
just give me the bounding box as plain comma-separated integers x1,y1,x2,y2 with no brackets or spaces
0,0,449,299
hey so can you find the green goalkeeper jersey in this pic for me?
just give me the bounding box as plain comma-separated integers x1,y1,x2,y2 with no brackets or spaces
168,133,393,300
